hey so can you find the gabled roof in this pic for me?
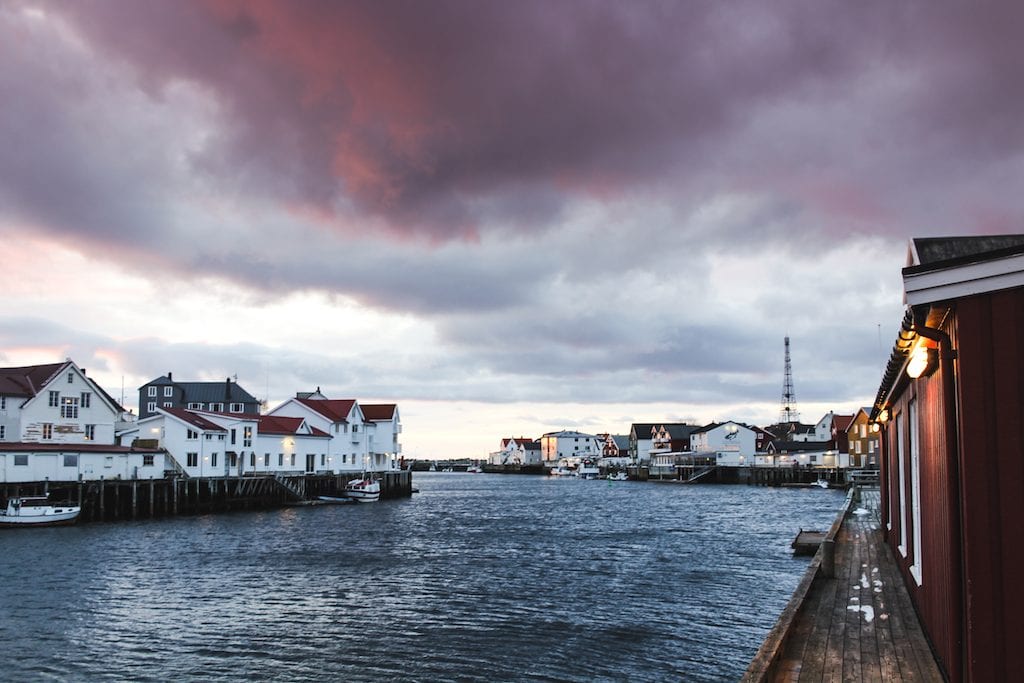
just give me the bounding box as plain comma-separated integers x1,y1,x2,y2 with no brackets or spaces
141,375,259,404
295,397,357,423
361,404,397,421
690,422,722,435
630,423,657,437
831,414,854,431
258,415,330,438
0,362,66,397
660,424,698,440
612,435,630,450
907,234,1024,271
159,407,227,432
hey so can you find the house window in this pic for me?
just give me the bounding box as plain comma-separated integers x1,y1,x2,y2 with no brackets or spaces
67,372,74,384
188,403,203,410
0,396,5,410
143,454,154,466
14,454,28,466
321,454,326,466
187,429,198,440
81,392,91,408
352,424,358,433
63,454,78,467
209,403,223,412
211,452,218,467
42,423,53,439
230,403,243,413
148,386,157,397
0,425,4,439
909,400,922,585
147,401,156,413
217,434,224,441
164,386,173,398
61,397,79,419
230,429,236,445
49,391,60,407
163,402,172,408
278,453,283,466
896,411,908,557
243,426,252,447
229,452,237,467
84,425,95,441
264,453,270,467
187,452,198,467
104,456,113,468
290,454,295,467
205,434,212,440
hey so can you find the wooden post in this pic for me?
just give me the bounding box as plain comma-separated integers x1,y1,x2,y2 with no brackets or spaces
149,480,154,517
99,479,105,521
821,538,836,578
131,480,138,520
172,477,178,515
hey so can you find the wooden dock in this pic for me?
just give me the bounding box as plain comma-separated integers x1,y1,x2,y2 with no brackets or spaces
743,488,944,682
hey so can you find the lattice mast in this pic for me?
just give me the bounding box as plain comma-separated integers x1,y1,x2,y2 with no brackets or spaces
779,336,800,425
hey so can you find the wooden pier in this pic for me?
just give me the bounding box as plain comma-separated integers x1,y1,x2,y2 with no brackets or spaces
2,470,413,524
743,487,944,682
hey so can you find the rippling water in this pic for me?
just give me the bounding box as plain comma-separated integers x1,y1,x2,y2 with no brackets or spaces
0,473,844,681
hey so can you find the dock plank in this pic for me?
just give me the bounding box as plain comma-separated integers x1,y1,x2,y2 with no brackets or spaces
762,488,944,683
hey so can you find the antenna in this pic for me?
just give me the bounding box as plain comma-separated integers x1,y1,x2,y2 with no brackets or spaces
779,336,800,425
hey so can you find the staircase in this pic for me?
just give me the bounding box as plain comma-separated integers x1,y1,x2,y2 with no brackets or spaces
686,466,717,483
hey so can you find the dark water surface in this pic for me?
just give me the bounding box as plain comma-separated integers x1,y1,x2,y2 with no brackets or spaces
0,473,844,681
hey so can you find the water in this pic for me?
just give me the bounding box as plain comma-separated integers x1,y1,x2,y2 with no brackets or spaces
0,474,844,681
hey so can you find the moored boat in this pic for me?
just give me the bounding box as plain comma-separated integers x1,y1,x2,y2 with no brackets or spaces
607,471,628,481
0,496,81,528
345,478,381,503
466,464,484,473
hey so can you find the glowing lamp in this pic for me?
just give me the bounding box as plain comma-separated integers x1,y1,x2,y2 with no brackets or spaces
907,344,936,379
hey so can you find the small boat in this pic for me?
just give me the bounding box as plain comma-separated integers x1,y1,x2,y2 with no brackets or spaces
575,460,600,479
607,472,628,481
428,462,437,472
441,467,454,472
345,478,381,503
466,465,483,473
814,479,830,489
0,496,81,528
316,495,355,505
548,466,574,477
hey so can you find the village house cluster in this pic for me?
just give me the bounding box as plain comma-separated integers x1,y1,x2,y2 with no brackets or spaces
490,409,881,476
0,364,402,484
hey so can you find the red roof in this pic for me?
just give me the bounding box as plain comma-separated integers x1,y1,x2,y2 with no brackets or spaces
296,398,357,423
0,362,66,397
160,407,227,431
361,404,397,421
832,414,855,431
258,415,330,438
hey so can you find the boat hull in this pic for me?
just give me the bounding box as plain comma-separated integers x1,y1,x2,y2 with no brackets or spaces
0,508,80,528
345,479,381,503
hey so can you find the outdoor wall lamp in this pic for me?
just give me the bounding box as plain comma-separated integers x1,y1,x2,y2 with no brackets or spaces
906,343,937,379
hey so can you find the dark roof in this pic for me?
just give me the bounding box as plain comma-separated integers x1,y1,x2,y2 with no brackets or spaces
906,234,1024,274
296,398,357,423
0,362,65,397
662,424,698,439
630,423,658,437
258,415,330,438
141,376,259,404
361,404,397,421
160,407,227,431
690,422,722,435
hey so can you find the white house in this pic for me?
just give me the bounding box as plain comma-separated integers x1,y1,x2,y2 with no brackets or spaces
689,421,759,466
361,404,402,471
0,360,165,483
540,430,602,465
628,423,657,466
489,437,542,466
268,396,399,473
0,360,123,446
135,407,333,477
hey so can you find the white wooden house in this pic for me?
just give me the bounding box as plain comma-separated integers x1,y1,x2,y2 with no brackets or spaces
540,430,602,465
689,421,758,466
489,437,542,466
268,396,386,473
361,404,402,471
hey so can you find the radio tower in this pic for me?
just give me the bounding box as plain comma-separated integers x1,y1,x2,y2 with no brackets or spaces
779,336,800,425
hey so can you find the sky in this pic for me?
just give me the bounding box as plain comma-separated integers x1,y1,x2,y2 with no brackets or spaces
2,1,1023,459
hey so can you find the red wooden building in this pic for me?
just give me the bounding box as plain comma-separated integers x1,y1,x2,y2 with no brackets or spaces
871,235,1024,682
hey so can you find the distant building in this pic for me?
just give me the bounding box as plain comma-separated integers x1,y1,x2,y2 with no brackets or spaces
689,421,759,466
540,430,602,464
489,437,542,466
628,423,657,466
137,373,261,420
846,408,880,468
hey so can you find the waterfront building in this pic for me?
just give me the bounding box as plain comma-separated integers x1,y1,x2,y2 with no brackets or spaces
871,234,1024,682
137,373,261,420
489,437,541,466
268,395,401,473
360,403,403,470
647,423,698,476
758,439,845,468
627,423,657,466
845,407,879,468
0,360,163,482
539,430,602,465
688,421,758,466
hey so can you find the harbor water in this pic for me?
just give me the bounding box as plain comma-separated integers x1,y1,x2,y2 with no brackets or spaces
0,473,845,681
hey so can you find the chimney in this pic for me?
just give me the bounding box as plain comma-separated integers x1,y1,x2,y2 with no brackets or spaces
167,372,172,381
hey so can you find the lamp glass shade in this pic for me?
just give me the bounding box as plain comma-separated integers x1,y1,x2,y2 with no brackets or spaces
907,345,930,378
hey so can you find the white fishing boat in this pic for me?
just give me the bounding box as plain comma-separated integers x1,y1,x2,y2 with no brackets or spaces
607,471,628,481
0,496,81,528
345,477,381,503
575,460,600,479
466,464,484,473
548,466,574,477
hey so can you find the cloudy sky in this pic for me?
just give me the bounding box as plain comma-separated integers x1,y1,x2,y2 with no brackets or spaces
2,1,1022,458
